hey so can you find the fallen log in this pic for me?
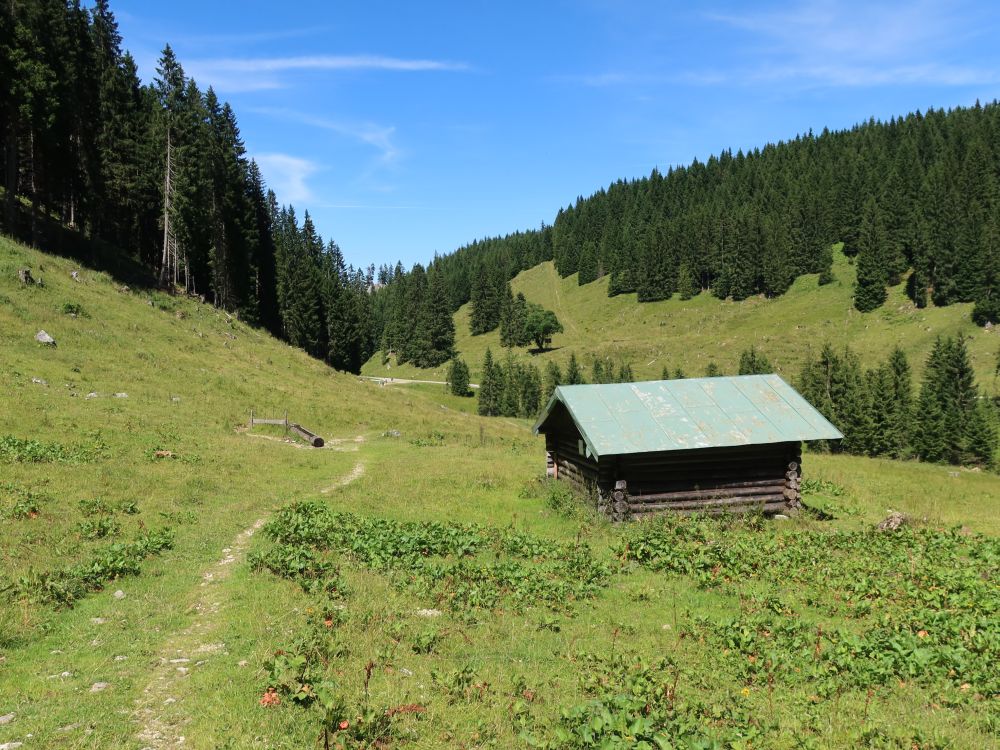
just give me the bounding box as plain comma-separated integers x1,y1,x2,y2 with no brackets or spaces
289,423,324,447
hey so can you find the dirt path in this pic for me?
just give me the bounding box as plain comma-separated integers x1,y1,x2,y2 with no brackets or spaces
321,461,365,494
133,455,366,749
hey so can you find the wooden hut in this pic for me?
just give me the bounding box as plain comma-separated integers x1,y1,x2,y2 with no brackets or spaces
533,374,842,520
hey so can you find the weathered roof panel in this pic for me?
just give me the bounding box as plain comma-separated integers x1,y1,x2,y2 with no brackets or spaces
533,375,843,459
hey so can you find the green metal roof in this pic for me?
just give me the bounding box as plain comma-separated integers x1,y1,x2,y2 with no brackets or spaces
533,374,843,459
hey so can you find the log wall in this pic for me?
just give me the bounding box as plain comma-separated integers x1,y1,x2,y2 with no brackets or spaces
542,408,802,521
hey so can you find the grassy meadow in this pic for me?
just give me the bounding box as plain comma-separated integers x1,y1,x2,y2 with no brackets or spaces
1,235,998,749
362,249,1000,389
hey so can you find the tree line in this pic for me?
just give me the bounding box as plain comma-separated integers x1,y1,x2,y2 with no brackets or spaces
0,0,375,372
798,338,996,467
462,342,997,468
378,103,1000,333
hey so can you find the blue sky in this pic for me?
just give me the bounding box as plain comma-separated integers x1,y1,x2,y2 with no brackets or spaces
116,0,1000,270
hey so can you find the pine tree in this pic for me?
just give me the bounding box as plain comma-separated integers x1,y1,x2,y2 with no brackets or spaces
565,353,585,384
543,361,562,401
518,362,542,417
705,362,721,377
853,197,889,312
677,261,698,300
413,266,455,367
738,346,773,375
617,361,634,383
447,357,471,397
591,358,606,384
477,349,502,417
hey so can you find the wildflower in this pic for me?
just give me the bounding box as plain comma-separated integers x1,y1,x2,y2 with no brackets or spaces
741,687,750,697
259,687,281,707
339,720,350,730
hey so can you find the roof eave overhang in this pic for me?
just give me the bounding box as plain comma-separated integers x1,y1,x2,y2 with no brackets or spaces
533,389,603,461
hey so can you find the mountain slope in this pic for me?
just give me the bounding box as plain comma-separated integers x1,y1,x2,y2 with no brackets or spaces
365,248,999,386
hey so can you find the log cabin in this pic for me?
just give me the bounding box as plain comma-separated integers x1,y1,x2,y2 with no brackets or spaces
533,374,842,520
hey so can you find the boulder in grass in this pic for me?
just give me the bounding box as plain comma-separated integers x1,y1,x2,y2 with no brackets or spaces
877,511,908,531
35,330,56,346
18,268,34,285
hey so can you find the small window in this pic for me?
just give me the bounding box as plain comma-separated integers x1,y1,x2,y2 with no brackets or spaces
578,439,585,456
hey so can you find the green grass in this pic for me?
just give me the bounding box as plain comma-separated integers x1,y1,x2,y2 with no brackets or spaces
1,235,998,749
363,249,1000,389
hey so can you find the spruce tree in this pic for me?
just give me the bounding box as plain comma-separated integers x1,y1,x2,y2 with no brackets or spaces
677,261,699,300
447,357,470,396
617,361,634,383
477,349,502,417
543,360,562,401
738,346,773,375
518,362,542,417
853,197,889,312
414,266,455,368
565,353,585,384
592,359,606,385
705,362,721,377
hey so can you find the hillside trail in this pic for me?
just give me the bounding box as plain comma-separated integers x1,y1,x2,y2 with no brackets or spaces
133,451,366,749
549,264,578,335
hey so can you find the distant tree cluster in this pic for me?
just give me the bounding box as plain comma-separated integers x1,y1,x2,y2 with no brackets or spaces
798,338,996,467
478,350,637,418
477,349,542,418
0,1,375,372
378,104,1000,332
375,262,455,368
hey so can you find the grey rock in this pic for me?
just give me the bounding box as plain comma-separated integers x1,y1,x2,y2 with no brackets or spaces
35,330,56,346
90,617,107,624
877,511,908,532
773,514,790,521
70,271,80,281
85,392,99,400
89,682,110,693
31,377,47,386
0,713,14,725
113,589,125,600
113,392,128,399
0,741,24,749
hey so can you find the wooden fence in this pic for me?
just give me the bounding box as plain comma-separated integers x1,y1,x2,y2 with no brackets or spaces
249,410,324,447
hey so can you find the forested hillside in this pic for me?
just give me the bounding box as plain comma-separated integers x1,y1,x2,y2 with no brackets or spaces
0,0,375,372
376,102,1000,346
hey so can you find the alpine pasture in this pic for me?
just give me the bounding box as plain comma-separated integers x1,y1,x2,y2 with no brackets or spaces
2,236,998,749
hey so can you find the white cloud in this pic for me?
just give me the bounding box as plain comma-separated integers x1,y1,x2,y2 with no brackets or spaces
250,108,400,166
252,153,319,204
699,0,995,88
186,54,468,91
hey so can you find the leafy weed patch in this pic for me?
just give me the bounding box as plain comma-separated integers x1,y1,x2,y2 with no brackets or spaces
252,499,610,616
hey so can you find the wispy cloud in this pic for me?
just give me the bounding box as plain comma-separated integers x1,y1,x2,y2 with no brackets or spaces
186,53,468,91
195,54,469,74
252,153,319,204
561,1,997,91
698,0,996,88
250,107,401,167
